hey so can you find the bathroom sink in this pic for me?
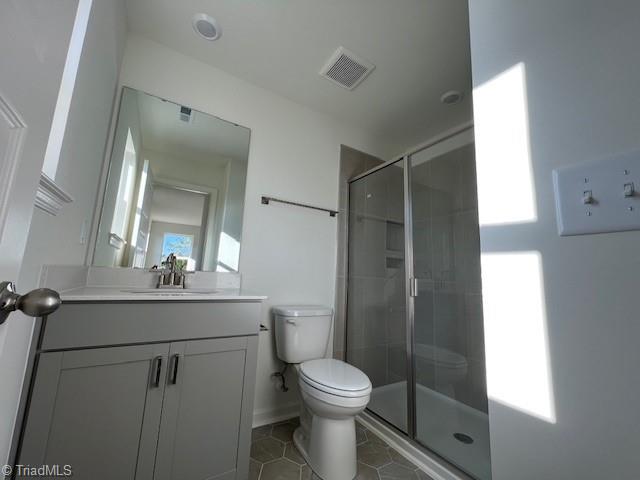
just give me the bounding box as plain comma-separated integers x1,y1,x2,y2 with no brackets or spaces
121,288,219,295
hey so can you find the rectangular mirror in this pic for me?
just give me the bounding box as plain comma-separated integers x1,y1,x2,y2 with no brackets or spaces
93,87,250,271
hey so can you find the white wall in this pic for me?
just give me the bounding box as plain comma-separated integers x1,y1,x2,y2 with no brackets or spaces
20,0,126,287
469,1,640,478
119,34,389,421
144,148,229,191
150,185,206,227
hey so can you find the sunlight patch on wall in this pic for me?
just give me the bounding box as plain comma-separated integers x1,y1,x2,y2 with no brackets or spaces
110,129,137,239
473,62,537,226
130,160,149,249
481,251,555,423
217,232,240,272
42,0,92,179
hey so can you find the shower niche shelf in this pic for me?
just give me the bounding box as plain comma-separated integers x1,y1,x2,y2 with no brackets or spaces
386,221,404,252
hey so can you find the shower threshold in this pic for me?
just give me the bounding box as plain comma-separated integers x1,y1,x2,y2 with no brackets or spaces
367,381,491,480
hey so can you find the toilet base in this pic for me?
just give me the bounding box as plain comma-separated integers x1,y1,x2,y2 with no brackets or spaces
293,417,357,480
293,426,311,464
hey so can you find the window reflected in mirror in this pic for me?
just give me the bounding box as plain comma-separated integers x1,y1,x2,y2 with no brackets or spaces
93,87,250,271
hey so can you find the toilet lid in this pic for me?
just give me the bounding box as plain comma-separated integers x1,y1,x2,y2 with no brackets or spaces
272,305,333,317
299,359,371,397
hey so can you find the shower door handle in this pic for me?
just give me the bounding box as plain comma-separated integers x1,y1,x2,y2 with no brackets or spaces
409,277,418,297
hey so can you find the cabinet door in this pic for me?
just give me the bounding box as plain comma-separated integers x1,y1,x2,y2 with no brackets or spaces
154,337,254,480
18,343,170,480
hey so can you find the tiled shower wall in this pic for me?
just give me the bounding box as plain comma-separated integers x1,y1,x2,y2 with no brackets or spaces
347,162,407,389
333,145,384,361
335,142,488,413
410,143,487,412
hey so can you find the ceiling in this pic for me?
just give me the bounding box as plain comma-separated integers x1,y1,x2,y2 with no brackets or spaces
125,0,473,155
151,185,206,226
134,88,251,166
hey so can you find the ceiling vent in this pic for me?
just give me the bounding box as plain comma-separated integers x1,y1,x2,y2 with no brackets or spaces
179,106,192,123
319,47,375,90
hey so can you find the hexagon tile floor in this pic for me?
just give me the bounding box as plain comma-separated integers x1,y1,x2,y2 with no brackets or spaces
250,417,434,480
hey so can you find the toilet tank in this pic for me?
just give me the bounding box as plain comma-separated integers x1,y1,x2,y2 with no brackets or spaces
273,305,333,364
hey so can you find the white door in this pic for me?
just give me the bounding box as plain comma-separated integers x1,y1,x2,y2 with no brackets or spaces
0,0,80,465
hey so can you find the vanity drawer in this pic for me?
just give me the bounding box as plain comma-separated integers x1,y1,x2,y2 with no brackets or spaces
40,301,262,351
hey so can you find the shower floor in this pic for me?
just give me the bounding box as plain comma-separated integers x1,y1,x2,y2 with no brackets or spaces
367,381,491,480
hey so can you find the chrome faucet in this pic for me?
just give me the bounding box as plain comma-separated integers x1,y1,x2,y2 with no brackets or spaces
156,253,185,289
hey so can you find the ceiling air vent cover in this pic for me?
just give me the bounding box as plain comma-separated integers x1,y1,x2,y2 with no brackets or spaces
319,47,375,90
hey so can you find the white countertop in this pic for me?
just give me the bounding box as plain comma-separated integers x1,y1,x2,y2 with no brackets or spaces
60,286,267,302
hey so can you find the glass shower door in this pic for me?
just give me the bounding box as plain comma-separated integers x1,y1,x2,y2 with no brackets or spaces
345,132,491,480
346,159,408,432
409,138,491,480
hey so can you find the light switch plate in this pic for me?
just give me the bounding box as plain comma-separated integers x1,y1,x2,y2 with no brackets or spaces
553,150,640,236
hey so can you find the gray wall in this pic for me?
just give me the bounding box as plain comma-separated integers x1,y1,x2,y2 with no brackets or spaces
469,1,640,478
334,146,384,363
346,160,406,389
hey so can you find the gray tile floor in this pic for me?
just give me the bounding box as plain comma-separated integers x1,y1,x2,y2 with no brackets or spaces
250,417,434,480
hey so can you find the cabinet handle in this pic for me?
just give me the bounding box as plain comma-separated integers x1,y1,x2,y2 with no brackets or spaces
168,354,181,385
150,356,163,388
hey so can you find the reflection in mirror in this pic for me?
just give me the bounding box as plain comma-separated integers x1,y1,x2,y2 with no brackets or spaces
93,87,250,271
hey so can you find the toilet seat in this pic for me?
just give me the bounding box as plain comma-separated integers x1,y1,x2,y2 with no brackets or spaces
299,358,372,398
415,344,467,370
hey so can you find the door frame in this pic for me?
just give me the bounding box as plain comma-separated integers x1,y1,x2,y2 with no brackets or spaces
0,0,83,467
152,177,219,271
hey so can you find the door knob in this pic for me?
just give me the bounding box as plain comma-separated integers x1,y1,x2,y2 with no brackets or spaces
0,281,61,325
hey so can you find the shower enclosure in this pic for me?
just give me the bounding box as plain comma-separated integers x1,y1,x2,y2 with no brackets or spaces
346,127,491,480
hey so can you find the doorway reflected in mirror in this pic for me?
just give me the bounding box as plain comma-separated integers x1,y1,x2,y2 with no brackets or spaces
93,87,250,271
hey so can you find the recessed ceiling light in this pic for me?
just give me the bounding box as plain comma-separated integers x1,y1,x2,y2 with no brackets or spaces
440,90,463,105
192,13,221,41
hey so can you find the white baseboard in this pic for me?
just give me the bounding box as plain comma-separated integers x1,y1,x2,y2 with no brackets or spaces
357,411,472,480
252,403,299,428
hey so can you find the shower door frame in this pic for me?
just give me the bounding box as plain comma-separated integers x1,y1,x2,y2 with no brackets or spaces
345,122,477,473
403,152,417,440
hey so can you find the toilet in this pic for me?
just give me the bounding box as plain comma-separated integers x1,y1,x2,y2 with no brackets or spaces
273,305,371,480
415,343,468,397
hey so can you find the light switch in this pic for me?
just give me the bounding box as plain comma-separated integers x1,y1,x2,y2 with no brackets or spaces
553,150,640,235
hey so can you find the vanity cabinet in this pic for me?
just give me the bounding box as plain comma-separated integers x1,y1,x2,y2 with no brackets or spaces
19,344,168,480
16,301,261,480
155,338,248,480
